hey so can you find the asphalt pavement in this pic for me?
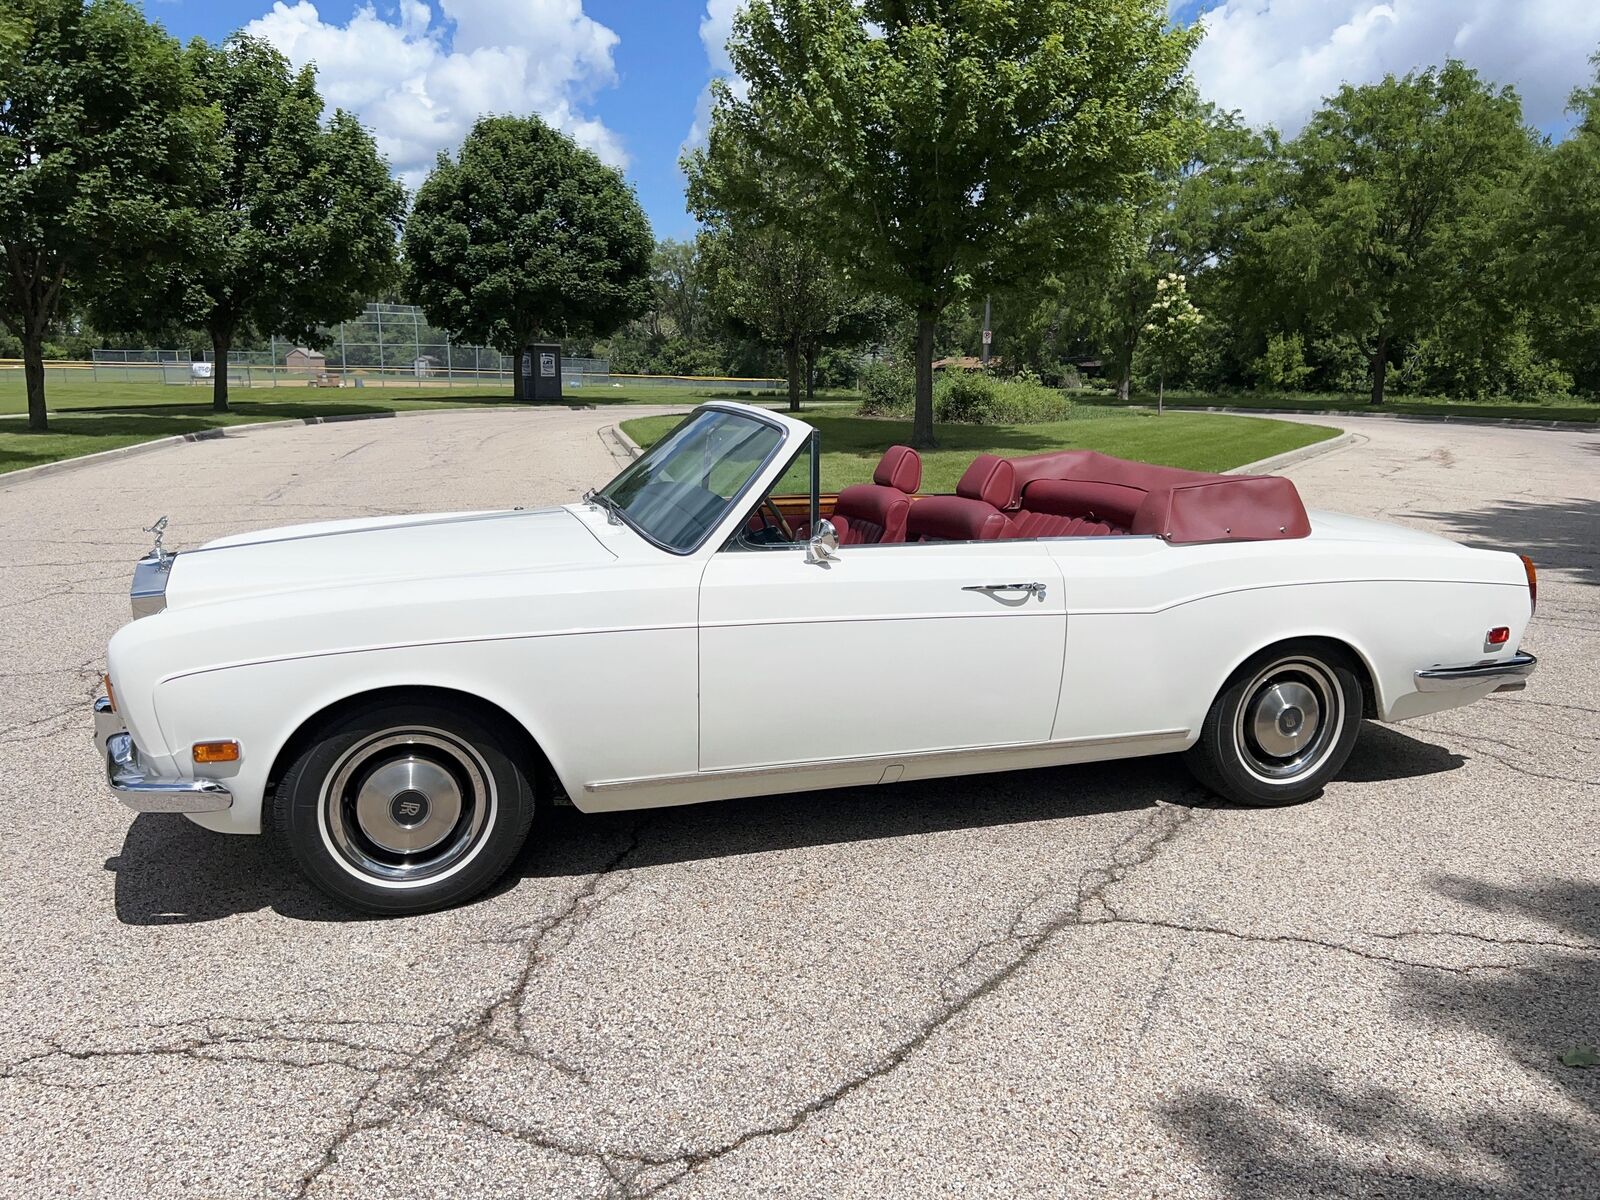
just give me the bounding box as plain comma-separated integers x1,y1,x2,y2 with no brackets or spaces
0,406,1595,1199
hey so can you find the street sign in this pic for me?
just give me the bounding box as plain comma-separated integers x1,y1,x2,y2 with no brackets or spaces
981,329,992,345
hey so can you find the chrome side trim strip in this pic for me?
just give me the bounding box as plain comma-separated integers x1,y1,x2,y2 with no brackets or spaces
1414,651,1537,693
584,728,1190,794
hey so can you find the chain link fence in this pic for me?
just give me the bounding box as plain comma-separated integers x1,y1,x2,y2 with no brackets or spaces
90,303,783,393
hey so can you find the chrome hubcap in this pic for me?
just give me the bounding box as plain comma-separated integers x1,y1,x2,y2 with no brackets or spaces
319,727,496,887
1233,658,1343,784
1249,681,1321,758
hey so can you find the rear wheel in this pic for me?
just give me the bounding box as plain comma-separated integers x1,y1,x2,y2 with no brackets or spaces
276,702,535,914
1184,643,1363,807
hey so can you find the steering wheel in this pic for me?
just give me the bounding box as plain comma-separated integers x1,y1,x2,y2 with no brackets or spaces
761,498,796,542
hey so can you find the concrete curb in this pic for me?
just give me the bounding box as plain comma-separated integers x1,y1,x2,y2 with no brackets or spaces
1228,430,1359,476
598,422,643,465
1131,403,1599,433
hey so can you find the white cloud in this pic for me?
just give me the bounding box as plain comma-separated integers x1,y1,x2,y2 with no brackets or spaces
1190,0,1600,134
684,0,746,150
244,0,627,193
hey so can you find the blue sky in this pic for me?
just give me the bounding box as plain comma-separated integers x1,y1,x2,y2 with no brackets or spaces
144,1,1600,242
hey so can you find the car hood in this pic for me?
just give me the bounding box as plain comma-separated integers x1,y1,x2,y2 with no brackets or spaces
164,507,614,610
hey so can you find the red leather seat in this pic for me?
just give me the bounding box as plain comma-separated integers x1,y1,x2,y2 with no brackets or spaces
829,445,921,544
906,454,1017,541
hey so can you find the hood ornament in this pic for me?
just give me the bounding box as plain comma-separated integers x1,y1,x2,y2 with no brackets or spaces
142,515,171,563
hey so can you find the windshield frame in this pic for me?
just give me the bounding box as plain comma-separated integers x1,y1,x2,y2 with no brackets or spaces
595,404,794,556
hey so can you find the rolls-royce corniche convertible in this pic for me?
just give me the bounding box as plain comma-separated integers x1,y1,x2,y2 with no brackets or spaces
92,402,1538,913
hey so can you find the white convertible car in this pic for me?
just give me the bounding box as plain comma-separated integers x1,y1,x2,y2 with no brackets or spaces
93,402,1538,913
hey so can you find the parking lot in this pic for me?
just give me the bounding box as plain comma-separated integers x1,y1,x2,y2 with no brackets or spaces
1,407,1595,1198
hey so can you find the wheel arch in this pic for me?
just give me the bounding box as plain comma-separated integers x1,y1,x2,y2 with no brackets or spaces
1219,633,1381,720
264,684,560,818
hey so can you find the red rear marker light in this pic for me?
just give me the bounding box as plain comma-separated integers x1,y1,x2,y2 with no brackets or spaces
1486,626,1510,647
1520,554,1537,612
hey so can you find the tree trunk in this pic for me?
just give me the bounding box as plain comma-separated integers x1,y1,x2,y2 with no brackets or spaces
784,341,801,413
803,340,816,408
23,333,47,432
1158,371,1164,416
1370,331,1388,406
211,328,232,413
913,311,937,449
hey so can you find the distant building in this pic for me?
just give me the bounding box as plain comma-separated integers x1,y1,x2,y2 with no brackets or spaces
284,346,327,373
932,356,1002,372
413,354,439,379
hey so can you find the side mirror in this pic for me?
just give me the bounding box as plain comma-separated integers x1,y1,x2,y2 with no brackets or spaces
806,518,840,564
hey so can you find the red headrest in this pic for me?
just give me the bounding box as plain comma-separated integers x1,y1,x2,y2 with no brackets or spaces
956,455,1016,509
873,444,921,493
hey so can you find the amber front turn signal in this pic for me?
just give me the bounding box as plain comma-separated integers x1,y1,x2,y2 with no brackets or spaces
192,740,240,764
1520,554,1537,613
102,674,117,712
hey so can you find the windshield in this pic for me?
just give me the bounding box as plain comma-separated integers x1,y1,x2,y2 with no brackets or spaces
596,408,786,552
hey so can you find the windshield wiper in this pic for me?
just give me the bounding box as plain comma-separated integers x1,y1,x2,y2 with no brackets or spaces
583,488,623,526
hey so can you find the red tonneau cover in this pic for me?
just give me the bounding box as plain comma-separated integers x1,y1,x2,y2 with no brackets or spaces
1006,450,1311,544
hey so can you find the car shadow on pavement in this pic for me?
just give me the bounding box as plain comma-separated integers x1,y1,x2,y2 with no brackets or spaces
1411,496,1600,588
107,724,1464,924
1161,875,1600,1198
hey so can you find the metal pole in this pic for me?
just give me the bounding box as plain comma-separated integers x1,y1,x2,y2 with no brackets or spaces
981,294,992,367
375,305,384,388
445,332,452,386
412,305,422,387
270,334,277,388
340,320,347,385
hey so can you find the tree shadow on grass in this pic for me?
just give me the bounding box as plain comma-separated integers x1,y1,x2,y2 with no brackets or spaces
1163,875,1600,1198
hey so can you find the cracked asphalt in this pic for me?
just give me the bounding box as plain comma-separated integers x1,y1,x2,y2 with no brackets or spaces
1,406,1596,1198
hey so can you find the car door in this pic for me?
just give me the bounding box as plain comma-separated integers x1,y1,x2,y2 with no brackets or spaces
697,540,1067,772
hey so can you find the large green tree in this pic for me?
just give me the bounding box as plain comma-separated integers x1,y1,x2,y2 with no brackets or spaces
405,115,653,398
686,133,875,412
180,35,404,412
1258,61,1533,405
1518,55,1600,392
0,0,214,430
703,0,1196,445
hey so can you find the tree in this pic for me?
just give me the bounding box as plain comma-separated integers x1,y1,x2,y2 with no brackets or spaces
0,0,214,430
704,0,1196,446
180,35,404,412
652,239,709,343
1518,54,1600,392
696,221,870,412
405,115,653,398
1140,271,1202,411
1260,61,1533,405
686,134,875,412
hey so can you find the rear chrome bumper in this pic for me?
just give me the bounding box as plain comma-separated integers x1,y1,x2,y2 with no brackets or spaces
93,696,232,813
1414,651,1538,694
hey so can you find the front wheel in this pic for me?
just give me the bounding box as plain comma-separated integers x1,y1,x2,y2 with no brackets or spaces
275,702,536,914
1184,643,1363,807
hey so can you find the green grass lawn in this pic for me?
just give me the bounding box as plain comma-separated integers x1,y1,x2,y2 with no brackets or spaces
621,408,1340,493
1103,389,1600,424
0,376,859,475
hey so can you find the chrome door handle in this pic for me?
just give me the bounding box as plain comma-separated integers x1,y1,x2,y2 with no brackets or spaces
963,582,1048,601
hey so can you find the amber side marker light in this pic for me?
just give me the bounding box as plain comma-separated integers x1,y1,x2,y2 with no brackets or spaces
192,740,240,764
102,674,117,712
1520,554,1538,613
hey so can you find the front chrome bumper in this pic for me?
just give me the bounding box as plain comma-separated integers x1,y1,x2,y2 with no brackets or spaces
1414,651,1538,694
93,695,232,813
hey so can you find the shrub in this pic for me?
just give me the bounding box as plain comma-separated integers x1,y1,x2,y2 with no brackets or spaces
856,366,1073,423
1255,332,1313,390
935,371,1073,423
856,361,913,416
